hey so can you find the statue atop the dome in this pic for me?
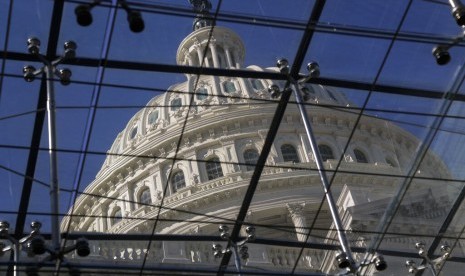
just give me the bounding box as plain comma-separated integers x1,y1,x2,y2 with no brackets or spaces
189,0,214,30
189,0,212,12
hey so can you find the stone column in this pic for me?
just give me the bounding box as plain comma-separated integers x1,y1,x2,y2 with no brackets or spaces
232,49,241,68
186,54,193,66
224,46,233,68
209,42,220,68
147,175,158,203
195,46,203,65
100,204,108,232
126,182,135,212
287,203,310,242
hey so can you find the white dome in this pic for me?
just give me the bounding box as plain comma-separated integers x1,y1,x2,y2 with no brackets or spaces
63,24,452,275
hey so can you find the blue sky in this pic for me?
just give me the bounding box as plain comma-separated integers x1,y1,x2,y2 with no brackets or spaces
1,0,465,232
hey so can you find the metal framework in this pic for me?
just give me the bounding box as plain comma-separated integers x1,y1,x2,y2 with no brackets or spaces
1,0,465,275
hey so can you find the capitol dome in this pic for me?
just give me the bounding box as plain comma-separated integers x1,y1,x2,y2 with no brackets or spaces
62,12,453,276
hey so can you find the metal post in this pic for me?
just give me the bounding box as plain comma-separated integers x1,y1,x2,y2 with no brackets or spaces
13,242,19,276
231,244,242,276
44,64,61,251
291,82,355,267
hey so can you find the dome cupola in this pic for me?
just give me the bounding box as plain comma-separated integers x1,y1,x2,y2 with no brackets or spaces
178,1,245,69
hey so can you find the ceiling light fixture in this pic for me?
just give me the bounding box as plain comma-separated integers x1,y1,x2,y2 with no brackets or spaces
75,0,145,33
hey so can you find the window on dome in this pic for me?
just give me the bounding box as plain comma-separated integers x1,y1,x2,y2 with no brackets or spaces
307,85,316,94
354,149,368,163
318,144,334,161
230,54,236,67
243,149,259,171
281,144,300,163
148,110,159,125
196,87,208,100
139,188,151,205
251,79,264,90
217,47,225,68
386,158,396,167
171,171,186,193
326,88,338,102
223,81,236,93
171,98,182,111
112,208,122,226
129,126,138,140
205,157,224,180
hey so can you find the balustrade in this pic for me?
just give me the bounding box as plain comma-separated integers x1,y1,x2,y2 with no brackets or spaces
74,239,322,273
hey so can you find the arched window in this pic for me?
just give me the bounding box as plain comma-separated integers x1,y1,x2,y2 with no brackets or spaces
112,208,122,226
205,157,224,180
326,88,338,102
281,144,300,163
171,98,182,111
196,87,208,100
318,144,334,161
251,79,264,90
129,126,138,140
230,54,236,67
386,158,396,167
217,46,226,68
171,171,186,193
243,149,259,171
148,110,159,125
354,149,368,163
223,81,236,93
139,188,151,205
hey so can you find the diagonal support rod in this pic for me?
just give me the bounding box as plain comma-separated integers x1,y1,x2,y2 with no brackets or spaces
292,80,355,268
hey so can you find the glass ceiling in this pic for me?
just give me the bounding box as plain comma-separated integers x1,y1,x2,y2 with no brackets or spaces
1,0,465,275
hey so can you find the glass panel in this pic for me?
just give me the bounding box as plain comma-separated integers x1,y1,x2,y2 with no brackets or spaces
304,33,391,83
107,8,193,64
7,1,465,274
377,41,465,91
58,2,111,59
7,1,53,52
220,20,304,67
0,1,11,51
221,0,314,22
319,0,408,31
